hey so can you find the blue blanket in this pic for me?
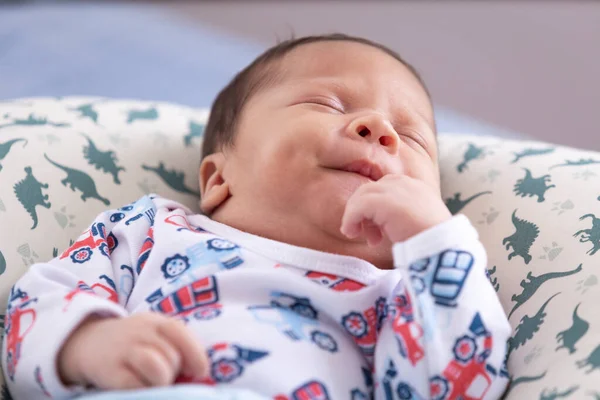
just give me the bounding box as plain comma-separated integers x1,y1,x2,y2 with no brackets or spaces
81,385,267,400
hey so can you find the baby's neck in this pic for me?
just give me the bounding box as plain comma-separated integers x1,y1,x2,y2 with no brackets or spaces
210,208,395,270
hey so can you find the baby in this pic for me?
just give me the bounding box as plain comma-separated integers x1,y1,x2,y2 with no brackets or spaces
3,34,511,400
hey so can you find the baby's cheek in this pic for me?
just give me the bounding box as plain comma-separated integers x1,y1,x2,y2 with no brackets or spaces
403,152,439,185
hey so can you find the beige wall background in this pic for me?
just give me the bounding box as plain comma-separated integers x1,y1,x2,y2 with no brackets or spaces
166,1,600,150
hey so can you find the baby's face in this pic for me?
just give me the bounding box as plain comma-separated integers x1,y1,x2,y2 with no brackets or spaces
202,41,439,263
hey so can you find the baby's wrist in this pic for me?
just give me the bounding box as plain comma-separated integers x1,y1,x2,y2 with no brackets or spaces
57,315,110,386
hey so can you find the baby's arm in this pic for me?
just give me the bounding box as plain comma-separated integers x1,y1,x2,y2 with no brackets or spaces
381,215,510,399
2,197,206,399
340,175,510,399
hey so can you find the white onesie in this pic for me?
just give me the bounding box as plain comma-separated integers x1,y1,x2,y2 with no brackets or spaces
2,195,511,400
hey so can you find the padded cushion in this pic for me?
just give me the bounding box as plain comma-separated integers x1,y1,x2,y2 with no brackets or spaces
0,97,598,398
438,135,600,398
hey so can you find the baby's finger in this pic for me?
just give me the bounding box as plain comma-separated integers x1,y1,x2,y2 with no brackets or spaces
101,365,147,390
362,220,383,247
126,346,174,387
158,319,209,379
147,332,182,377
340,219,362,239
340,194,378,239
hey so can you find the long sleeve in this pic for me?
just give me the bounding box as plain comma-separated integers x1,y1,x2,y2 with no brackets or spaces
375,215,511,400
2,196,158,400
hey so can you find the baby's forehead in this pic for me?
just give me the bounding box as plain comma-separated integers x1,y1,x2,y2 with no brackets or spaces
267,42,434,125
279,41,409,79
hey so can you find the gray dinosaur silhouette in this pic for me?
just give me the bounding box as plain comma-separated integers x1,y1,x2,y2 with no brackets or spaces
444,191,492,215
577,344,600,373
457,143,486,173
82,134,125,184
0,138,27,171
503,210,540,264
44,153,110,205
127,107,158,124
142,162,199,197
589,391,600,400
550,158,600,170
511,147,555,164
574,214,600,256
503,370,547,397
513,168,556,203
0,250,5,275
183,121,205,147
0,114,70,130
556,302,589,354
486,266,500,292
508,264,582,319
13,167,51,229
508,292,560,357
72,104,99,124
540,386,579,400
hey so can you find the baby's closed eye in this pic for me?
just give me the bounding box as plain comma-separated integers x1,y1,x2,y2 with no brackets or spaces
297,96,345,114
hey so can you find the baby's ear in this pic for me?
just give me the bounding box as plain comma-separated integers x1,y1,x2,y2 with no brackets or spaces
199,152,230,214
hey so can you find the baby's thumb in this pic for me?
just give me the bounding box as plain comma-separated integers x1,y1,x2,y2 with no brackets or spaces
182,346,210,379
158,319,210,380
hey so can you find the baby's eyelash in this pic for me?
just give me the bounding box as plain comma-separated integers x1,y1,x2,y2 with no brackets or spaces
304,99,344,113
400,133,428,150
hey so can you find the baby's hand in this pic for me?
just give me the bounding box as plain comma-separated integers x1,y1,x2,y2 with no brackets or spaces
340,174,452,245
58,312,209,390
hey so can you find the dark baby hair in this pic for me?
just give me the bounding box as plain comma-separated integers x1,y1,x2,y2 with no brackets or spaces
201,33,431,159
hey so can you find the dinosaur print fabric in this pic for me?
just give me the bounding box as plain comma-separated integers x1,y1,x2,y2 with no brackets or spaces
439,134,600,399
0,97,600,399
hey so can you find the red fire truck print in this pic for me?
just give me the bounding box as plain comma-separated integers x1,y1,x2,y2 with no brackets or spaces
409,250,474,308
63,275,118,310
136,228,154,274
179,304,223,324
274,380,331,400
34,366,52,397
341,297,387,365
389,293,425,367
305,271,365,292
429,312,495,400
60,222,118,264
150,276,220,317
248,292,338,353
165,214,206,233
5,287,37,381
176,342,269,385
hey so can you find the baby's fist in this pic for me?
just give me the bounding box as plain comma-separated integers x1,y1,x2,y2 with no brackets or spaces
58,312,209,390
340,174,451,245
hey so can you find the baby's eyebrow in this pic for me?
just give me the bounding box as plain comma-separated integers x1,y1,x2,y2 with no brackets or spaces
296,78,355,97
323,80,353,94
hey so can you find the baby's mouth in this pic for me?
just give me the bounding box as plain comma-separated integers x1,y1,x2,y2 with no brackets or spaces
338,160,384,181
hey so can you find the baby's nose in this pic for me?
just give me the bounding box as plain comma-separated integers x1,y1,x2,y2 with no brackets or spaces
348,114,399,152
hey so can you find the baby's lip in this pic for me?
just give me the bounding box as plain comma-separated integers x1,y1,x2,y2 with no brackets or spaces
338,159,384,181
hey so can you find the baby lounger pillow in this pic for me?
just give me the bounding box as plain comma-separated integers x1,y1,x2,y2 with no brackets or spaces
0,97,599,398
